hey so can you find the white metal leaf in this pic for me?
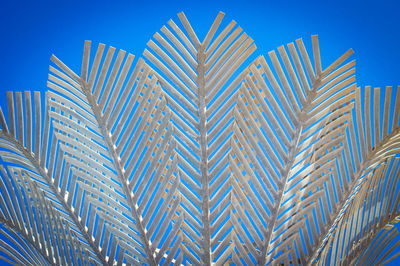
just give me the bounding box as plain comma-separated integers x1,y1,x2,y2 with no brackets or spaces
0,11,399,266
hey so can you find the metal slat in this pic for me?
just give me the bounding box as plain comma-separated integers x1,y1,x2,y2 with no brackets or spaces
95,49,126,105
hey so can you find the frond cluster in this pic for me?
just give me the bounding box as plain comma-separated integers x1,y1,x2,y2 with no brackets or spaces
0,11,399,266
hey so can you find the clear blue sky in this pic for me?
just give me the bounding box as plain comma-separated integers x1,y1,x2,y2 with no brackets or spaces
0,0,399,264
0,0,399,101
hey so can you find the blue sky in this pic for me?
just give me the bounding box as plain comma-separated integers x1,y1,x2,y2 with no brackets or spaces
0,0,399,103
0,0,399,264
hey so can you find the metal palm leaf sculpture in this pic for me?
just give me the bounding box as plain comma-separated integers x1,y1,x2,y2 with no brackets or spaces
0,11,399,265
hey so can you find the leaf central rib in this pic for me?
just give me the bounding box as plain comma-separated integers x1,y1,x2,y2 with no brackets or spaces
197,46,212,265
79,82,157,266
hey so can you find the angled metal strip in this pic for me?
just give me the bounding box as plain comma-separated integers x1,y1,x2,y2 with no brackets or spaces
111,68,153,136
81,40,91,82
147,40,197,92
251,64,295,138
310,134,400,263
375,163,392,225
49,65,81,90
168,18,197,56
160,25,197,69
202,12,225,51
153,32,197,80
212,231,234,263
230,194,264,246
269,50,301,113
246,71,292,147
0,167,22,228
6,92,16,137
240,84,288,161
370,165,386,224
376,237,400,265
287,42,311,93
126,118,173,184
207,121,232,156
0,108,8,133
100,53,135,114
374,87,381,144
205,20,236,58
150,72,199,117
49,98,99,133
394,86,400,128
300,103,352,145
366,229,397,263
0,240,34,265
205,79,237,121
236,98,284,171
175,152,202,181
205,26,242,71
144,48,197,102
50,55,80,82
24,92,32,153
173,125,199,153
49,111,105,147
314,68,355,104
143,171,179,232
95,49,126,105
177,12,200,50
154,216,183,262
227,210,261,256
383,158,400,215
15,92,24,145
121,102,168,166
117,87,162,153
354,87,367,161
178,166,202,195
234,105,283,177
295,38,316,83
86,43,106,91
365,86,373,153
206,32,248,82
258,56,298,125
207,42,256,100
92,46,116,101
149,196,181,244
207,104,234,142
383,86,392,139
312,35,322,76
133,158,179,207
321,49,354,78
274,191,324,237
308,83,355,119
277,45,307,107
231,127,279,200
113,77,158,146
105,57,144,124
210,43,256,98
130,130,174,199
162,233,182,265
0,174,14,222
47,80,92,114
47,91,96,125
230,140,277,207
178,196,202,228
285,159,336,195
178,181,202,213
388,163,400,215
57,140,114,178
320,59,355,86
